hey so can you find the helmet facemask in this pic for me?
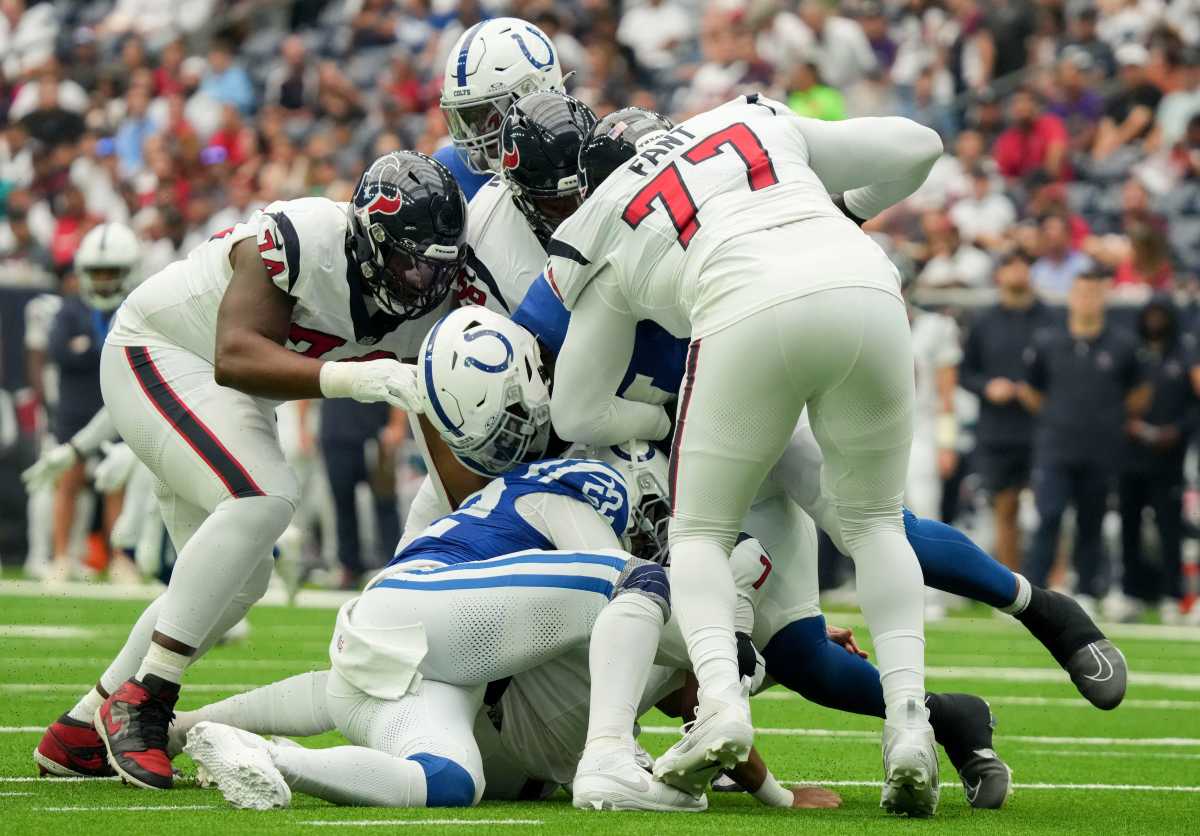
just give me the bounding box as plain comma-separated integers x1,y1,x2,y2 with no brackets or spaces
79,265,131,312
350,206,465,321
626,470,672,566
447,377,552,476
508,176,584,245
444,75,547,175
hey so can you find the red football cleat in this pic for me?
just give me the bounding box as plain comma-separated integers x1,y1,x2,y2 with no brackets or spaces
34,713,116,778
95,675,180,790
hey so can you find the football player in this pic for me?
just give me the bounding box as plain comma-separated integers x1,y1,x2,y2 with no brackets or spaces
433,16,564,202
182,308,697,813
33,152,467,792
544,95,949,817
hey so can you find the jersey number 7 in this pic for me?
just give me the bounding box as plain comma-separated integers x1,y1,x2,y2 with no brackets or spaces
621,123,779,249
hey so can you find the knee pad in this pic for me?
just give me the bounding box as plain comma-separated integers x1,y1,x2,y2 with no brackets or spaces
614,558,671,620
407,753,479,807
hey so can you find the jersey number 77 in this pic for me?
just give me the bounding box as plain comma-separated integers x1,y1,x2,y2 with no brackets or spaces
621,123,779,249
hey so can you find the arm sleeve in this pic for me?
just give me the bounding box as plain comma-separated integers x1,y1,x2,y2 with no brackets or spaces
796,116,944,219
516,492,624,552
69,406,117,455
550,278,672,445
398,475,452,552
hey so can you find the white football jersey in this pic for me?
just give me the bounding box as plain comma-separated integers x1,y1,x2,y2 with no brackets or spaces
910,309,962,439
456,176,545,316
107,197,450,365
545,94,899,338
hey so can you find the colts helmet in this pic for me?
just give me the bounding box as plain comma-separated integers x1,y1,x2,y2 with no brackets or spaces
419,305,552,477
440,17,563,174
499,91,597,245
579,107,674,198
348,151,467,321
594,441,672,565
75,222,141,312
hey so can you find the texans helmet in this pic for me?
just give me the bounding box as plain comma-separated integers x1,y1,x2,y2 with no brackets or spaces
347,151,468,321
499,91,597,245
578,107,674,198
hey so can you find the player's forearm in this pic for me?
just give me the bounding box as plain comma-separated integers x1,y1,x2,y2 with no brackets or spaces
800,116,943,219
552,392,670,446
69,407,117,455
213,327,325,400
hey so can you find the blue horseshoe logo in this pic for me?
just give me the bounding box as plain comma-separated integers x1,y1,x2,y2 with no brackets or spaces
511,25,555,70
463,329,514,373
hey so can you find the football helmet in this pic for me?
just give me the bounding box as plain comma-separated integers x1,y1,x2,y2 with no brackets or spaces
75,222,140,312
595,441,671,565
347,151,468,321
499,91,596,245
579,107,674,198
440,17,563,174
418,305,552,477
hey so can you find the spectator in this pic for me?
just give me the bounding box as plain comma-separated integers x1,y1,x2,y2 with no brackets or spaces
857,1,897,71
960,252,1057,570
0,204,54,288
350,0,400,50
154,38,187,97
917,215,993,288
1114,223,1173,289
948,167,1017,250
1031,215,1093,296
616,0,692,76
1093,43,1163,160
199,39,255,115
17,74,85,148
786,62,845,121
1020,272,1151,610
993,87,1069,182
1063,6,1116,78
906,288,962,521
1048,49,1105,154
793,0,877,90
113,85,157,176
7,61,88,121
264,34,319,113
1116,298,1198,622
318,400,403,589
1157,49,1200,148
911,129,991,211
946,0,994,94
48,185,96,272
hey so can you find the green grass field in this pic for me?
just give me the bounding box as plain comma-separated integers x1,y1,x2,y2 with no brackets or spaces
1,585,1197,834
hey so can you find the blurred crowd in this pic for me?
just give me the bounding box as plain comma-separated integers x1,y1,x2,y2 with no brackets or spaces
1,0,1199,620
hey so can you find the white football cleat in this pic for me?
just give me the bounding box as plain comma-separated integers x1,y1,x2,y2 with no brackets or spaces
652,678,754,796
880,698,940,818
573,745,707,812
184,721,291,810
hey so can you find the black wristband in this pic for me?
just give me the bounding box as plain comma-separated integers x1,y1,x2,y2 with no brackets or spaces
832,193,867,227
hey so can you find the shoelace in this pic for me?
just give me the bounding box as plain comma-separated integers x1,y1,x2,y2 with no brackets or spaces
136,696,176,752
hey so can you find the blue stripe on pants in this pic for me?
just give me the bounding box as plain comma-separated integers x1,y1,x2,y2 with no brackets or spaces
374,574,615,596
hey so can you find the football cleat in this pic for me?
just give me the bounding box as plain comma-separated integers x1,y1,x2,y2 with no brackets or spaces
1015,588,1128,709
958,749,1013,810
652,678,754,796
880,698,940,818
184,722,291,810
95,674,179,790
33,713,116,778
573,745,706,812
925,692,1012,808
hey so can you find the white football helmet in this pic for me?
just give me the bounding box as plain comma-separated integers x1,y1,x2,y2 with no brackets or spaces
440,17,563,174
419,305,551,477
594,441,672,565
75,222,140,312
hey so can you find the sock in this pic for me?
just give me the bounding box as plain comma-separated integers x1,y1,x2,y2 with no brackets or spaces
763,615,886,718
273,744,429,807
670,540,742,701
902,508,1019,609
136,642,190,684
67,687,106,724
840,505,926,715
171,671,333,756
154,495,293,647
1000,573,1032,615
585,595,664,747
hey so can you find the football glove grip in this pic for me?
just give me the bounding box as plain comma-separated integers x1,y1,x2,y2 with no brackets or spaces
21,443,78,491
320,359,423,412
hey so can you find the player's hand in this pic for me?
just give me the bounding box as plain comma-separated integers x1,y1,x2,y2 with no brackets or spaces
21,442,79,492
320,359,421,411
827,625,868,658
790,785,842,808
94,441,138,493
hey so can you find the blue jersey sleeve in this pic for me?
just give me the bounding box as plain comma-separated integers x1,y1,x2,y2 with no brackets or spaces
432,145,494,202
512,273,571,353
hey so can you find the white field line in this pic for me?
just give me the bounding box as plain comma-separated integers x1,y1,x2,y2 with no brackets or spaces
1026,749,1200,760
0,683,268,694
0,776,122,782
927,666,1200,690
752,691,1200,710
0,792,32,796
828,611,1200,643
640,725,1200,747
302,821,543,828
39,805,217,812
0,626,97,639
0,579,353,610
782,779,1200,793
1,657,324,669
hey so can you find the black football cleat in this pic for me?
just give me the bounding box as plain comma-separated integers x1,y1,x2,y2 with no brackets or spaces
34,713,116,778
95,675,180,790
1016,588,1128,709
925,692,1012,809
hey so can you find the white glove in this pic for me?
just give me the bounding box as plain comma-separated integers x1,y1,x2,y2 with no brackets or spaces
319,359,423,412
22,443,79,492
94,441,138,493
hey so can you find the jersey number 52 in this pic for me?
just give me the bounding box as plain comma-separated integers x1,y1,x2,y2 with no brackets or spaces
621,123,779,249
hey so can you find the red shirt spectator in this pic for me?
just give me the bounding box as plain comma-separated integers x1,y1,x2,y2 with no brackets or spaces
993,88,1069,180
